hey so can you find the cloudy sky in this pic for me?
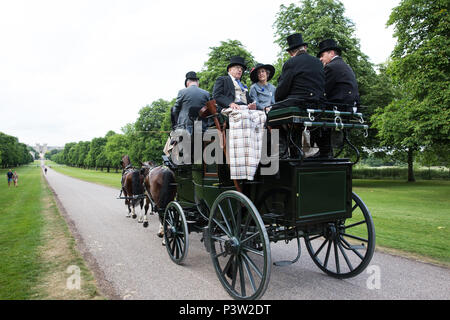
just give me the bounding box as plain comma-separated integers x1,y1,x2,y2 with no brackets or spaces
0,0,399,147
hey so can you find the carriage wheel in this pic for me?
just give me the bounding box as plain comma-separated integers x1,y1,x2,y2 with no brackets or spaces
163,201,189,265
304,192,375,278
208,191,271,300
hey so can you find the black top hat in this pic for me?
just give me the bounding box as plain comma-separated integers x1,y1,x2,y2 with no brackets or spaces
185,71,199,87
227,56,247,71
317,39,342,57
286,33,308,51
250,63,276,83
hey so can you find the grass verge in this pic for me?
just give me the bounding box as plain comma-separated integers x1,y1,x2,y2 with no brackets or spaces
0,163,103,299
353,180,450,266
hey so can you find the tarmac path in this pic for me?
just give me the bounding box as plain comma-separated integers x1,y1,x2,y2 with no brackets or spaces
43,165,450,300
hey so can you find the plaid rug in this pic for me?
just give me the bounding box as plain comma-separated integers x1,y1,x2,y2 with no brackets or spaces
222,107,266,180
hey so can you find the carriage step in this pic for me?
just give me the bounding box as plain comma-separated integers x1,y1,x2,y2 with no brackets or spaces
350,244,365,250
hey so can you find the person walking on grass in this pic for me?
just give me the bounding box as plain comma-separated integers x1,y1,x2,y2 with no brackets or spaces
6,169,13,187
12,170,18,187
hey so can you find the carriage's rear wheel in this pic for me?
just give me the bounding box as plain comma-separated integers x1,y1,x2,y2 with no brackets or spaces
208,191,271,300
304,192,375,278
163,201,189,265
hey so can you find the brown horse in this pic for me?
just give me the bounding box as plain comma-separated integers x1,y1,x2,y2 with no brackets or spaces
120,155,146,222
141,161,176,234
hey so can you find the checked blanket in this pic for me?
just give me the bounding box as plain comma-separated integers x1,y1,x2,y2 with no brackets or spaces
221,107,266,180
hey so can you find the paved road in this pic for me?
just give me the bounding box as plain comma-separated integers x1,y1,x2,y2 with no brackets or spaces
43,165,450,300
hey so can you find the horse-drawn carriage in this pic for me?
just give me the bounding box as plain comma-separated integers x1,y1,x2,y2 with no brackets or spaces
121,99,375,300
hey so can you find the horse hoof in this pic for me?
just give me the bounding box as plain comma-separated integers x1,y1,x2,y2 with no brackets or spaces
126,215,131,218
157,232,163,238
138,220,143,224
143,222,149,228
132,215,137,219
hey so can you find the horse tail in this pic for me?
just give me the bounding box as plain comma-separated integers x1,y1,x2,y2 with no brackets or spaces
158,169,175,210
132,170,143,196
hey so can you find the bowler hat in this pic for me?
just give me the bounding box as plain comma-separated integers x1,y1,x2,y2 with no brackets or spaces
185,71,199,87
286,33,308,51
317,39,342,57
250,63,275,83
227,56,247,71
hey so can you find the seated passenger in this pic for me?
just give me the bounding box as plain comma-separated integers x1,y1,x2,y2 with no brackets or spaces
212,56,256,111
172,71,211,134
249,63,276,110
275,33,325,107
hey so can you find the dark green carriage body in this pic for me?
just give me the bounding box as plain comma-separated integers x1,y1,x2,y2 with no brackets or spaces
174,159,353,228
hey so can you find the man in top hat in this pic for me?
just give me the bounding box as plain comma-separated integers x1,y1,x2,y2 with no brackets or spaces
212,56,256,111
317,39,360,110
275,33,325,106
172,71,211,134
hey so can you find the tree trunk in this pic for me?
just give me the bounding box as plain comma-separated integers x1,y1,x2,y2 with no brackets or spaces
407,148,415,182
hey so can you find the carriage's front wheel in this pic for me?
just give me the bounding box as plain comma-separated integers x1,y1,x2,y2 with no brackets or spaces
163,201,189,265
304,192,375,278
208,191,271,300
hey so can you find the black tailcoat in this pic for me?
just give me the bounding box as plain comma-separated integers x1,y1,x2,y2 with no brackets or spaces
275,52,325,105
212,75,253,111
324,56,360,107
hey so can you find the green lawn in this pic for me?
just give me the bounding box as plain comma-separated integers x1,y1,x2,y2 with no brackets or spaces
353,180,450,265
0,164,46,298
42,162,450,266
0,162,101,299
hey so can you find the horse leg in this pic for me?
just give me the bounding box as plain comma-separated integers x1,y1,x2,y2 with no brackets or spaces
132,203,137,219
142,199,149,228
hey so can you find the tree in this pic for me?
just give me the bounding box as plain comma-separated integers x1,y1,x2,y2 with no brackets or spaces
372,0,449,181
85,137,107,169
105,134,129,172
130,99,173,164
197,40,256,94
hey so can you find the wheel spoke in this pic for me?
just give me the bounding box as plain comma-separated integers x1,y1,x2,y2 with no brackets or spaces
242,246,264,257
340,236,364,260
212,218,233,238
222,254,235,279
342,233,368,243
242,254,257,293
334,239,340,274
238,256,246,297
337,241,354,271
241,232,260,245
241,252,263,279
344,220,366,229
352,203,359,212
313,238,329,258
218,204,233,236
324,240,332,268
226,198,237,231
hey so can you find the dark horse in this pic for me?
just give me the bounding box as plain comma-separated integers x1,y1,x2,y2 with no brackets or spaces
141,161,176,235
120,155,146,224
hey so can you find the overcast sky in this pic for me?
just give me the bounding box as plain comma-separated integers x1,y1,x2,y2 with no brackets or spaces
0,0,400,147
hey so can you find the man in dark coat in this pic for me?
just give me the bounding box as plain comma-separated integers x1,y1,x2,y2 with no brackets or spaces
274,33,326,158
212,56,256,111
317,39,361,157
172,71,211,134
275,33,325,106
317,39,360,111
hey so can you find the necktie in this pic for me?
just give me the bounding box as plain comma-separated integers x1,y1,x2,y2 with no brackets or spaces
236,79,246,91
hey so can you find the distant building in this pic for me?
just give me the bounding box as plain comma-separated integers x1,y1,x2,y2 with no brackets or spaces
33,143,63,159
